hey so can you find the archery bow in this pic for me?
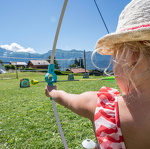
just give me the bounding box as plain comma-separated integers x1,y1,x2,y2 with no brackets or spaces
45,0,68,148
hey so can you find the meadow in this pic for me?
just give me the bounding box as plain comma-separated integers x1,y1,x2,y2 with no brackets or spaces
0,72,120,149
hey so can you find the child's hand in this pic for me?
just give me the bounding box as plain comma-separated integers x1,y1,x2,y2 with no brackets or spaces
45,85,57,98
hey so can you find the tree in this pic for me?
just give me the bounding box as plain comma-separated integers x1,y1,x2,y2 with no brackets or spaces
47,56,51,63
0,60,3,65
46,56,61,70
69,63,78,68
74,58,79,66
69,57,84,68
79,57,84,68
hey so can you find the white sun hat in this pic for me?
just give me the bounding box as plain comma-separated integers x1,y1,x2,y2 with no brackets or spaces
95,0,150,55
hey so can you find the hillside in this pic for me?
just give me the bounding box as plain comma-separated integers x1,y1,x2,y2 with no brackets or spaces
0,48,113,70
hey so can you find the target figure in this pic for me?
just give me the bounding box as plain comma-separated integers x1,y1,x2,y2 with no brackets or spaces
20,78,30,88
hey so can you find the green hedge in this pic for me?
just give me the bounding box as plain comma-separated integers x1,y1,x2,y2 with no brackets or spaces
54,70,70,75
24,67,38,70
18,68,85,76
3,64,16,70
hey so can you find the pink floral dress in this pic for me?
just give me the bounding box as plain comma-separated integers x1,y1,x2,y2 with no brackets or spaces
94,87,126,149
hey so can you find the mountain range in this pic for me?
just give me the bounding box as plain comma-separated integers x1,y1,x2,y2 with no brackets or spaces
0,47,113,71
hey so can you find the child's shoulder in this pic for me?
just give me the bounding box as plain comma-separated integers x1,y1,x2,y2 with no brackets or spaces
97,86,120,100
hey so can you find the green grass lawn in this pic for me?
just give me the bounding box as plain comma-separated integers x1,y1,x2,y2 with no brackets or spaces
0,72,120,149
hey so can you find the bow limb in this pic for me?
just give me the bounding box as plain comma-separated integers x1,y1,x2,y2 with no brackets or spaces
50,0,68,64
45,0,68,148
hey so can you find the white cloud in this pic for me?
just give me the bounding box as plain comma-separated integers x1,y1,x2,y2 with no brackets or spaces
0,43,35,53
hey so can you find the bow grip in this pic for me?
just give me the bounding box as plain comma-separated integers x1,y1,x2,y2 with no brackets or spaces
45,64,57,100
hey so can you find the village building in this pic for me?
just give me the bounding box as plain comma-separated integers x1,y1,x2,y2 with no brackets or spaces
27,60,49,69
10,62,27,69
89,69,103,76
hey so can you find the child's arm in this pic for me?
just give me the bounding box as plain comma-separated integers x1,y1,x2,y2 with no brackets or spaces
45,85,98,122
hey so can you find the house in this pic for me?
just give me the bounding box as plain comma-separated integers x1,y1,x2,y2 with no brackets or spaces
89,69,103,76
10,62,27,69
66,68,89,74
27,60,49,69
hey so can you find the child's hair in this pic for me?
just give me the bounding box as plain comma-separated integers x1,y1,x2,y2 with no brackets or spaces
113,41,150,94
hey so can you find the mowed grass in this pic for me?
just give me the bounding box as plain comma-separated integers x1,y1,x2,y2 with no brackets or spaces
0,72,120,149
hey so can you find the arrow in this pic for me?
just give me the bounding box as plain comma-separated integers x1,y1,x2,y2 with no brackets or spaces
31,76,115,86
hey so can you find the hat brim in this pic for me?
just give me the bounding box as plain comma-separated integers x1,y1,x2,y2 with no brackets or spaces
95,27,150,55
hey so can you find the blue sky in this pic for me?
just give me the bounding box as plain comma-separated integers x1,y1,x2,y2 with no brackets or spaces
0,0,131,54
